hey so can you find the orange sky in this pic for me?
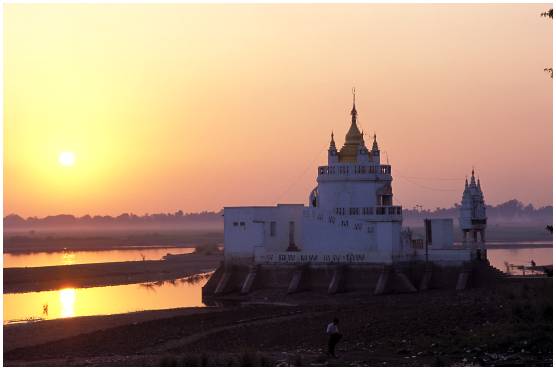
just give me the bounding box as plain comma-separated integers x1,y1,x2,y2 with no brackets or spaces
4,4,553,217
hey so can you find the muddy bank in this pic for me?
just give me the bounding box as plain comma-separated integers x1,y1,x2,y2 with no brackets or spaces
3,306,224,353
4,278,552,366
4,254,222,293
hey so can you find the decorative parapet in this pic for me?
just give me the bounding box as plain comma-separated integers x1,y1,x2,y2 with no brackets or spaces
254,250,393,265
318,164,391,178
304,207,402,223
332,206,402,218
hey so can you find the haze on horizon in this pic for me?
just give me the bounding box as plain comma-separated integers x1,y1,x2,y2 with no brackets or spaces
4,4,553,218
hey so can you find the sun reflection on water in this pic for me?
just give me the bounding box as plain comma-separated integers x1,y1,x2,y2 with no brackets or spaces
4,274,212,324
59,288,76,318
61,251,76,265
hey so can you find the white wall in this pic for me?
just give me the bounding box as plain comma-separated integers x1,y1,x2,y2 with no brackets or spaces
225,205,405,264
430,219,454,249
224,205,304,261
317,180,385,211
377,221,403,256
301,211,377,253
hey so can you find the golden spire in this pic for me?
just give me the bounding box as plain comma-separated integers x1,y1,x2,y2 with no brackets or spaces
345,87,361,145
350,87,357,117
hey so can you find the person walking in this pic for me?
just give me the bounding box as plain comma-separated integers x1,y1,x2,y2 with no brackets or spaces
326,318,342,358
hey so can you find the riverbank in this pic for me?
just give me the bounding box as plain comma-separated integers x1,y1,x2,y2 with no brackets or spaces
3,253,222,293
4,278,552,366
3,306,224,352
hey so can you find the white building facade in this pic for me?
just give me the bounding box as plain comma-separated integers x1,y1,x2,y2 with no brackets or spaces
223,94,482,267
459,170,487,242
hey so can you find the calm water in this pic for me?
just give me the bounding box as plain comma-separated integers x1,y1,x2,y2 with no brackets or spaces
3,246,552,324
3,246,196,268
3,274,211,324
488,246,553,274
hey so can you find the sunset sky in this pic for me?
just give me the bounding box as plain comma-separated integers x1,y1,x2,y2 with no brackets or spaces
4,4,553,217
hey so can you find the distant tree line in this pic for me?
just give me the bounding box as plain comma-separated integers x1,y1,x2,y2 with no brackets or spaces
4,199,552,229
404,199,552,225
4,210,224,229
541,8,553,78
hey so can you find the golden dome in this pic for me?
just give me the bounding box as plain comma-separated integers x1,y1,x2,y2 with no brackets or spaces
338,95,364,162
345,120,362,145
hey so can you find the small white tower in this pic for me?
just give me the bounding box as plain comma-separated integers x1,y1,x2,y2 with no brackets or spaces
459,169,487,243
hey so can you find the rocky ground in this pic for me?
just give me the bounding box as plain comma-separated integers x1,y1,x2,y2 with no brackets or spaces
3,277,552,366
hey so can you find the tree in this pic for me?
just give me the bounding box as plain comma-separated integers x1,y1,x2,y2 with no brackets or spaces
541,9,553,78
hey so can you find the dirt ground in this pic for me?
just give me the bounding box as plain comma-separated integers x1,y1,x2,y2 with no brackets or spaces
3,278,552,366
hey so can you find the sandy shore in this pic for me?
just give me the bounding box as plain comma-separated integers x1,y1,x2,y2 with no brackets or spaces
3,278,552,366
4,253,222,293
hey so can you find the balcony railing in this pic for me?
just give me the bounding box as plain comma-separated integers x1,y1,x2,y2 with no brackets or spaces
318,164,391,177
333,206,402,217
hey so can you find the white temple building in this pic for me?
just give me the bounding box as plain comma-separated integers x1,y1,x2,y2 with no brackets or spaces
459,169,487,243
223,93,483,267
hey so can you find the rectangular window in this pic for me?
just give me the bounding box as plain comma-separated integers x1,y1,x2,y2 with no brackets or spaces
425,219,432,246
270,221,276,237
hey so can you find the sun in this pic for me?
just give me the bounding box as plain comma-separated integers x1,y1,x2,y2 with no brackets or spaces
58,151,76,167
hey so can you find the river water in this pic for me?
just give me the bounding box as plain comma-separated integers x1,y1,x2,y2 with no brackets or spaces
488,246,552,273
3,246,195,268
3,274,211,324
3,244,551,324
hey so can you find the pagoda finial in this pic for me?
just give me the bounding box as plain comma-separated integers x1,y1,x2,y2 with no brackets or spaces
345,88,361,144
351,87,357,119
372,132,379,152
470,168,476,186
329,130,337,151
